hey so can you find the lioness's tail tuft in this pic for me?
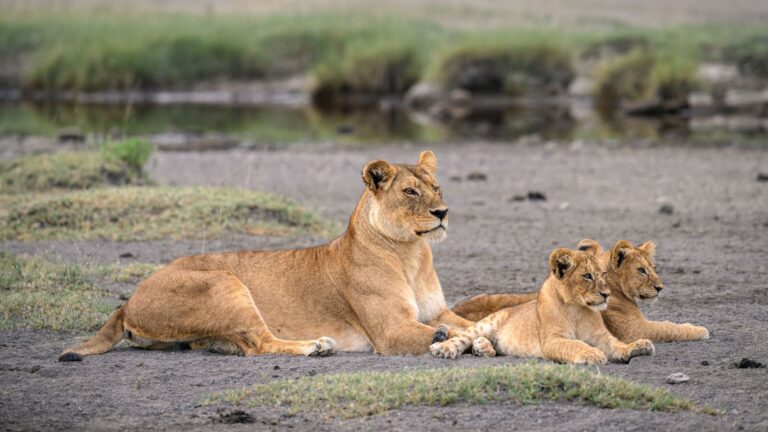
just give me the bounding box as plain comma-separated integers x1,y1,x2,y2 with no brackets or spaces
58,352,83,362
58,305,126,361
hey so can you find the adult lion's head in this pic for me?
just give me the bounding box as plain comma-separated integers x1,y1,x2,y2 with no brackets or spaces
362,150,449,242
549,247,609,311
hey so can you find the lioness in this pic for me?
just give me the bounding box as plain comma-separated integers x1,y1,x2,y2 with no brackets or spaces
430,247,655,364
577,239,710,343
59,151,473,361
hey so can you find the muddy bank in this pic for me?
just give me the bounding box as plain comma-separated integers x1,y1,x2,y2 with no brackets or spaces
1,142,767,431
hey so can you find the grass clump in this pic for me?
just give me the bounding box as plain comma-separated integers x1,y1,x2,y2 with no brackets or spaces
432,36,575,95
720,34,768,78
594,50,698,113
0,139,153,194
312,40,423,106
204,362,706,418
0,186,338,241
0,252,113,332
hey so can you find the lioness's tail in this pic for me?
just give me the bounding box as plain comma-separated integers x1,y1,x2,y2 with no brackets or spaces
451,292,538,321
58,305,126,362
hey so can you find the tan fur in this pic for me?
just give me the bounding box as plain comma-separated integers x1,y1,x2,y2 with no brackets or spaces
451,292,538,321
430,248,655,364
578,239,710,343
59,151,473,361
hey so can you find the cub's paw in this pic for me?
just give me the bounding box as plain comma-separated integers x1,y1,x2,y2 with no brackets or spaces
432,325,449,344
574,348,608,365
430,341,459,360
683,323,710,340
626,339,655,359
307,337,336,357
471,337,496,357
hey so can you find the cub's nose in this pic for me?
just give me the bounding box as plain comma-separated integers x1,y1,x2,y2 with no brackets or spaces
600,292,609,301
430,208,449,220
654,285,664,293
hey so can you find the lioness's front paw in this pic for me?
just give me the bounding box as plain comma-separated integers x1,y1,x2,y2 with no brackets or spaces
307,337,336,357
471,337,496,357
626,339,655,359
430,341,459,359
574,348,608,365
683,323,710,340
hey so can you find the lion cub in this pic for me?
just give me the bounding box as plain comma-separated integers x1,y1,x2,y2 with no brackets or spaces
430,248,655,364
578,239,710,343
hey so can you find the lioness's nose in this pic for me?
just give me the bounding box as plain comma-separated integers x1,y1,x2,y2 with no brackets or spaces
430,208,448,220
600,292,609,301
654,285,664,292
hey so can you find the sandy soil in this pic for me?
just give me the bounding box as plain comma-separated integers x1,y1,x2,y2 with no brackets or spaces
2,142,768,431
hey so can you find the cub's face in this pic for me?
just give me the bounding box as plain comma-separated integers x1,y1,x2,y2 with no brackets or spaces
610,240,664,303
550,248,609,311
362,151,448,242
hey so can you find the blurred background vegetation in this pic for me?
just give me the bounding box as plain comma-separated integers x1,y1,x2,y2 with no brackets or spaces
0,0,767,145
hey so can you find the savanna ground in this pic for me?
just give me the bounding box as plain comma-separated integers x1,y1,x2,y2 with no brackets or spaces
1,143,767,431
1,0,768,430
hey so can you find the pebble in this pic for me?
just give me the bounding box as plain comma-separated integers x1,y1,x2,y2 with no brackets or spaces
659,204,675,215
665,372,690,384
757,173,768,182
467,172,487,181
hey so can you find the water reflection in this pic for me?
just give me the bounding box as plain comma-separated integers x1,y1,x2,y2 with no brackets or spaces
0,102,764,147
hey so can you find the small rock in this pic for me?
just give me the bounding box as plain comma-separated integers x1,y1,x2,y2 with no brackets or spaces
659,204,675,215
119,252,135,259
58,127,85,143
672,221,682,228
734,358,765,369
467,172,487,181
509,195,526,202
273,365,280,370
404,82,445,111
118,293,131,301
527,191,547,201
559,202,570,211
701,360,709,366
449,175,462,182
336,125,354,135
216,410,255,424
666,372,690,384
757,173,768,182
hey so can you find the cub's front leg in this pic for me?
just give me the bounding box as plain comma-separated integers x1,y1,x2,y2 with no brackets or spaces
628,320,709,343
587,322,655,363
541,337,608,365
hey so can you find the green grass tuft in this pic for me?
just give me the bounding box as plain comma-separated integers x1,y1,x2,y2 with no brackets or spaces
101,138,154,175
0,252,113,332
0,147,149,194
204,362,708,418
0,186,339,241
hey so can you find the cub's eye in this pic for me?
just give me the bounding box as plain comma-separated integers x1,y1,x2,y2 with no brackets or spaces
583,273,593,282
638,267,647,275
403,187,419,197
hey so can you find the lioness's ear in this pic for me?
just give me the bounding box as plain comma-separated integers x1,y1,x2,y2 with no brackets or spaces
637,241,656,259
362,160,397,192
577,239,603,256
417,150,437,174
610,240,634,269
549,248,575,280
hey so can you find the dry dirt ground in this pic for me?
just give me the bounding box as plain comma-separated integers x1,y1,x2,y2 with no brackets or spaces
1,142,768,431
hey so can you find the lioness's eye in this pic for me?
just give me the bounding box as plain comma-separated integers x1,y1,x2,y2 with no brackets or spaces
638,267,647,275
583,273,593,282
404,188,419,197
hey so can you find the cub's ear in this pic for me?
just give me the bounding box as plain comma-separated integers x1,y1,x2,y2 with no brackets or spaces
637,240,656,259
610,240,634,269
577,239,603,256
362,160,397,192
549,248,575,280
417,150,437,174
